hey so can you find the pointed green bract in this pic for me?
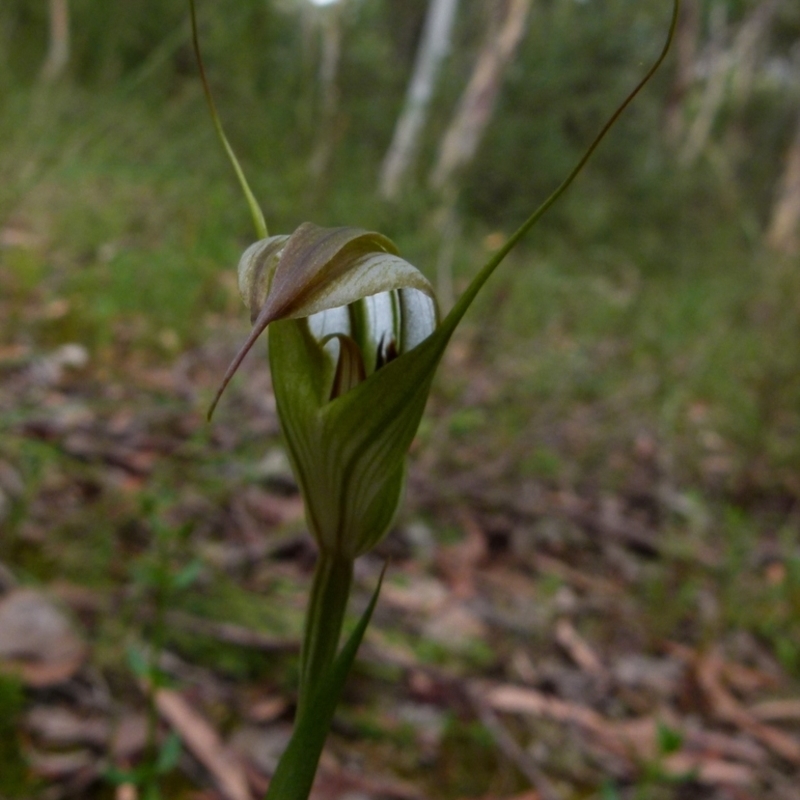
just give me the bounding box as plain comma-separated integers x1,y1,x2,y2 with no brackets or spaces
264,567,385,800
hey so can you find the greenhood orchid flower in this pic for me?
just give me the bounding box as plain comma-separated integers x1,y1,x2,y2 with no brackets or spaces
210,222,439,560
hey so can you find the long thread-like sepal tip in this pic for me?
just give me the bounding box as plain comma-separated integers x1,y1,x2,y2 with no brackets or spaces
189,0,268,241
206,386,224,422
206,304,276,421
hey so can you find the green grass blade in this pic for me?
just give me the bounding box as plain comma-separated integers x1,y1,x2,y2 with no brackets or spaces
264,565,386,800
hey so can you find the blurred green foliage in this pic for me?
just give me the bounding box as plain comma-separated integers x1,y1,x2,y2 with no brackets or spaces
1,0,797,242
0,675,33,796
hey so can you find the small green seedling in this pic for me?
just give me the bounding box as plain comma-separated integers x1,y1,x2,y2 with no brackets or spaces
189,2,680,797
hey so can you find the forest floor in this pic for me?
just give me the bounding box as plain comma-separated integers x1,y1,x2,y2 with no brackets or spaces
2,218,800,800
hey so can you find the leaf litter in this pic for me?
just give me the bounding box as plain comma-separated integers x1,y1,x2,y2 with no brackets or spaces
1,289,800,799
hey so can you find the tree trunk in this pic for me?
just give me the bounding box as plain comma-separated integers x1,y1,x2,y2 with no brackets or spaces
729,0,781,105
308,6,343,183
767,108,800,255
678,1,729,167
664,0,701,147
429,0,531,193
40,0,70,82
378,0,460,201
678,0,780,166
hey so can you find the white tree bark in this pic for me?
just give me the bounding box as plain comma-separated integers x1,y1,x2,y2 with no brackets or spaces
309,5,343,181
678,1,729,167
40,0,70,82
378,0,460,201
729,0,781,105
678,0,780,166
429,0,531,192
767,107,800,255
664,0,701,147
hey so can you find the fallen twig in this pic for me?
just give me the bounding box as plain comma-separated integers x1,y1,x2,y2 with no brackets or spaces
155,687,253,800
696,653,800,765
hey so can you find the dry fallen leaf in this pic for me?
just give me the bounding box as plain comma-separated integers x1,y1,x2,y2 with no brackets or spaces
0,588,86,686
380,574,449,615
308,764,422,800
230,723,292,777
111,712,149,761
661,752,754,786
484,682,764,789
242,486,305,526
459,793,540,800
436,509,488,599
115,784,138,800
422,603,488,652
696,653,800,765
554,618,605,675
611,713,766,785
26,706,109,748
665,641,781,692
242,695,290,725
482,681,628,757
748,699,800,723
26,747,95,779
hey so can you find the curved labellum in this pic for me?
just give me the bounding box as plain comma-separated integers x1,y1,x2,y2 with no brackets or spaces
208,222,438,416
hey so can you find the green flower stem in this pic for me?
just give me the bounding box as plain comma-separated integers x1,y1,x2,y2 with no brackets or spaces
265,567,385,800
297,551,354,719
